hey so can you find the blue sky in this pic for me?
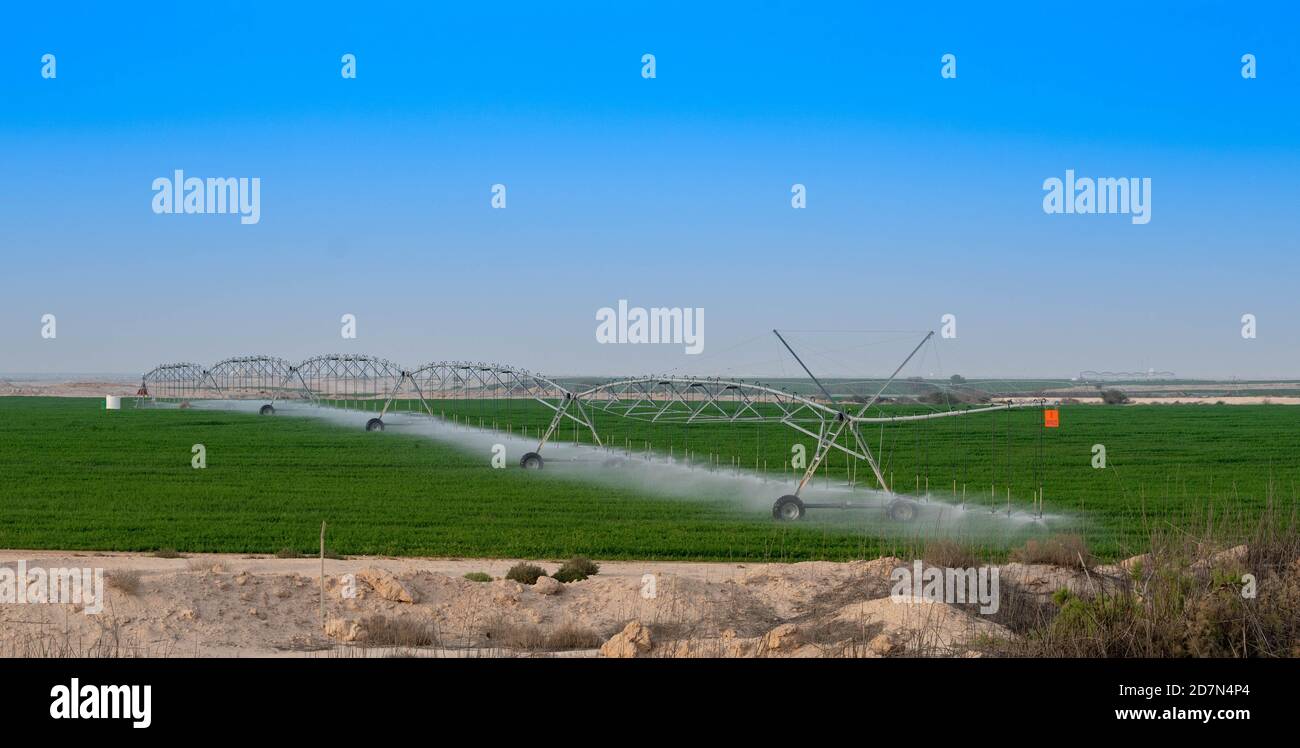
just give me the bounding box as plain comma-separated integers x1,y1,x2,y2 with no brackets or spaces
2,1,1298,378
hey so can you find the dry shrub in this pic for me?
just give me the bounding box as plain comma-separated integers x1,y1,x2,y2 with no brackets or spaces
151,548,183,559
922,539,978,569
360,614,439,647
1010,534,1093,568
106,570,142,596
483,620,603,650
545,622,606,649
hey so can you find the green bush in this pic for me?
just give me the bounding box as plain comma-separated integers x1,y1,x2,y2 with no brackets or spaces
1100,389,1130,405
505,563,547,585
553,556,600,583
552,567,585,583
463,572,492,583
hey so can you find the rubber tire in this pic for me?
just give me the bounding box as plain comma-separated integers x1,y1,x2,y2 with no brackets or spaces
365,418,384,432
520,452,544,470
887,498,919,522
772,495,806,521
259,404,275,416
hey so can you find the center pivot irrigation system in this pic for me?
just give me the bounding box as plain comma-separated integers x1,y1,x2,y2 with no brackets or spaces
139,332,1048,522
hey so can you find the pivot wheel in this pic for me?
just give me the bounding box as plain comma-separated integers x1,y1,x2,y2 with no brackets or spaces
887,498,919,522
365,418,384,432
520,452,544,470
259,404,275,416
772,494,806,521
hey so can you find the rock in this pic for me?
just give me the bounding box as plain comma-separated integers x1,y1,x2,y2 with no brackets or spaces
177,608,197,621
759,623,802,652
324,616,365,642
491,579,523,604
600,621,653,658
234,572,251,586
533,576,562,595
356,567,416,603
1192,544,1248,574
332,576,358,600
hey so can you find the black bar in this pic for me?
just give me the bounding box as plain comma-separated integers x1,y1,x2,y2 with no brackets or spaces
6,656,1284,736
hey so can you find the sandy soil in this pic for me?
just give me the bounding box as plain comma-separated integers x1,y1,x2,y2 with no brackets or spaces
0,550,1121,658
0,379,138,397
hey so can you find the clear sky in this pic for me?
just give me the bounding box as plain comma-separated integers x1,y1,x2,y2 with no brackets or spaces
2,2,1298,379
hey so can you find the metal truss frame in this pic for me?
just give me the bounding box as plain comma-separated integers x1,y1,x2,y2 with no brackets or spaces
270,354,406,407
139,345,1046,512
375,361,593,431
138,361,219,403
531,373,1040,495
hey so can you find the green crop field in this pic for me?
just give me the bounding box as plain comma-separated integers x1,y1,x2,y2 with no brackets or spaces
0,396,1295,561
414,396,1300,553
0,397,921,561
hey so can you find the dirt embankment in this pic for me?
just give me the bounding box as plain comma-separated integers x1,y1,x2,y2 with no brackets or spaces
0,551,1131,658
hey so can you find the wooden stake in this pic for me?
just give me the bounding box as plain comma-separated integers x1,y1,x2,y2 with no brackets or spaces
319,521,326,630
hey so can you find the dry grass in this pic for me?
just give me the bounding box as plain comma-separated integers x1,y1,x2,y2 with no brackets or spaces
151,548,183,559
3,618,173,658
987,500,1300,657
